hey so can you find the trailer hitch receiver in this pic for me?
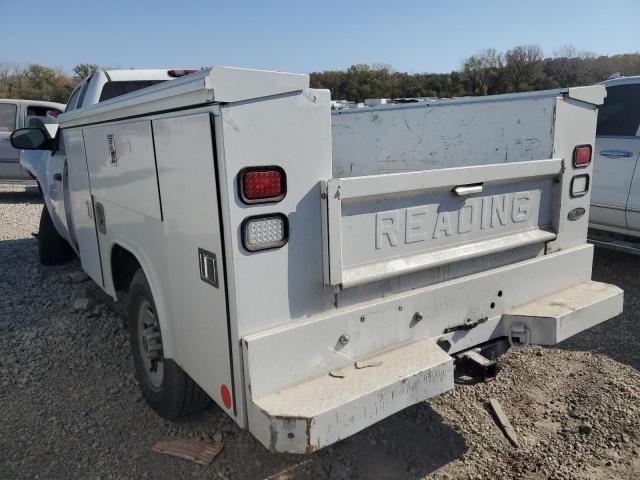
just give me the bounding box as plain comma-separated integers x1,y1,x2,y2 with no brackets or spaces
454,349,498,384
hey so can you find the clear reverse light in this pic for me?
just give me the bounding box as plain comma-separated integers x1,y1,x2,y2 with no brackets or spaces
243,215,287,251
571,175,589,197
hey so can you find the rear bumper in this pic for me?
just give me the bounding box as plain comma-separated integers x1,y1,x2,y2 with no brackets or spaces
502,280,622,345
243,245,623,453
251,338,454,453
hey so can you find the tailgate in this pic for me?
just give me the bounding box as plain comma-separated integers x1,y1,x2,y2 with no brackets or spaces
323,159,563,288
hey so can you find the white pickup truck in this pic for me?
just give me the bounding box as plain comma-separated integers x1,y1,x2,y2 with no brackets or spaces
0,99,64,181
19,68,193,264
588,75,640,252
11,67,623,454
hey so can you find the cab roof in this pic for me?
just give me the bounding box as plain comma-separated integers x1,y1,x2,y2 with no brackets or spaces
601,75,640,87
102,69,181,82
0,99,65,109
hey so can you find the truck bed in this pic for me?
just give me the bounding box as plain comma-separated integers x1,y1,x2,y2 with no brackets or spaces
323,87,604,292
332,88,603,177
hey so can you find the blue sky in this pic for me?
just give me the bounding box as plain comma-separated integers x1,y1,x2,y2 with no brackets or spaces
2,0,638,74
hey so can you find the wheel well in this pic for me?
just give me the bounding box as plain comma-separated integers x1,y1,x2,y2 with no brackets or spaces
111,244,141,296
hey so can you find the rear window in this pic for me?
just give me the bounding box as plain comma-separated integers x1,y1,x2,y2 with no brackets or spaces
0,103,17,131
25,105,61,117
597,84,640,137
65,86,83,112
24,105,63,128
99,80,166,102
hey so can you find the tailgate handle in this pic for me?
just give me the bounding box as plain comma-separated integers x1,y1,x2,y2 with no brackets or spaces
452,184,483,196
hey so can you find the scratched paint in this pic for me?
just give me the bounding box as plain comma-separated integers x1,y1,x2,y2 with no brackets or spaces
332,95,556,178
257,339,454,454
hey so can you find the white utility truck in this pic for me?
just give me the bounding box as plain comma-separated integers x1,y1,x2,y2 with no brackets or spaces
11,67,623,454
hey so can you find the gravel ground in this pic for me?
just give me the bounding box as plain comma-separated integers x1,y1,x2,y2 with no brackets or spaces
1,183,639,480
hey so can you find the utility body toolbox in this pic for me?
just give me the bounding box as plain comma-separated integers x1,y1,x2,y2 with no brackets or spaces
54,67,622,453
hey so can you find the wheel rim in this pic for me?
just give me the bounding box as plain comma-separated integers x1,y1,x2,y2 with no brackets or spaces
137,299,164,390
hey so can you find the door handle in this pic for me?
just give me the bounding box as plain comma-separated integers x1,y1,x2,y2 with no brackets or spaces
600,149,633,158
198,248,219,288
452,184,483,196
53,173,63,181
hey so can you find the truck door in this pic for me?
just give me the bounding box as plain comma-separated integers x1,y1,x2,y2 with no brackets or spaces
0,102,20,178
590,83,640,229
613,84,640,231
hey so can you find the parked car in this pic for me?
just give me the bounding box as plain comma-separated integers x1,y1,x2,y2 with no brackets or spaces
0,99,64,181
589,75,640,252
11,67,622,453
19,69,193,262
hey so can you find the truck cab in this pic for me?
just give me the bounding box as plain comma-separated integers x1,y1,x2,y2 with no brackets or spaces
64,69,174,112
0,99,64,181
20,69,191,258
589,75,640,251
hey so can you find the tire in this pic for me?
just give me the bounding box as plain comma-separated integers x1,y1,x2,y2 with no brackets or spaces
38,206,74,265
127,269,210,419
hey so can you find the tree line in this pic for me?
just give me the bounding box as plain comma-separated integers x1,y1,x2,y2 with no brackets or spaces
310,45,640,101
0,63,98,104
1,46,639,105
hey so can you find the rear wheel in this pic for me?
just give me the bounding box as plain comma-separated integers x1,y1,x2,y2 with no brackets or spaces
38,206,74,265
127,269,210,419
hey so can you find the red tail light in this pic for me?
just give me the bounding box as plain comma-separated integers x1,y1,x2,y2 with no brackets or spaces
239,167,286,204
167,69,197,78
573,145,592,167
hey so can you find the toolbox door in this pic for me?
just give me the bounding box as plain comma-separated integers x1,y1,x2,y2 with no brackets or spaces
64,128,104,286
153,113,235,414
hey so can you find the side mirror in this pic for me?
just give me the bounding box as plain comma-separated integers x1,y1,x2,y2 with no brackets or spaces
10,128,54,151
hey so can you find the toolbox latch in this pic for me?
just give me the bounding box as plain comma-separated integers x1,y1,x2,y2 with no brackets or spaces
198,248,219,288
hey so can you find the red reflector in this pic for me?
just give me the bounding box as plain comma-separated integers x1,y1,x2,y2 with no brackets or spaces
220,384,232,409
573,145,592,167
242,169,285,202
